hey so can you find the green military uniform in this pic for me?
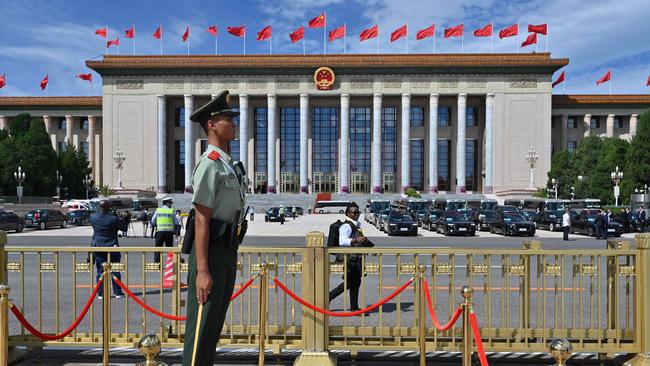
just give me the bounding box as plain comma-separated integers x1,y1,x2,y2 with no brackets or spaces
182,91,248,366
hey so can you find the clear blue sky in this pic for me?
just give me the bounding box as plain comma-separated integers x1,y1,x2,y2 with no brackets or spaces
1,0,649,96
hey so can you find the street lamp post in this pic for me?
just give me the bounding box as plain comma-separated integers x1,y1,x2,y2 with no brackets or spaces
82,174,92,200
113,148,126,189
55,170,63,199
611,166,623,206
14,166,25,204
551,178,558,199
525,146,539,189
570,186,575,200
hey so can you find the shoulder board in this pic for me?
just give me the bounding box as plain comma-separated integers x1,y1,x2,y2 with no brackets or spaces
208,150,220,161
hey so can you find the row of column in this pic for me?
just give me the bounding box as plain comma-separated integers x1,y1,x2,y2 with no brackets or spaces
560,113,640,149
156,93,495,194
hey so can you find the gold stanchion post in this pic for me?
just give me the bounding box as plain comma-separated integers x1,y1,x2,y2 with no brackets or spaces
102,262,111,366
418,264,427,366
0,284,9,366
258,262,268,366
549,338,573,366
461,285,473,366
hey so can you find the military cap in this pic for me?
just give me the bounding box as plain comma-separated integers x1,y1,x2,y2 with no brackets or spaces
162,196,173,203
189,90,240,123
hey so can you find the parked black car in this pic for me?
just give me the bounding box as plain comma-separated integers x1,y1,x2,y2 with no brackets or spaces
384,211,418,236
264,208,282,222
535,210,564,231
520,209,539,223
435,212,476,236
376,209,392,231
571,210,623,237
0,210,25,233
422,209,445,231
491,214,535,236
414,210,429,227
24,209,67,230
612,211,642,233
471,210,497,231
67,209,93,226
496,205,519,215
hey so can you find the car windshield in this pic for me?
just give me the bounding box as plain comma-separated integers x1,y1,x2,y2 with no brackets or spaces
503,215,525,223
390,214,413,222
409,202,429,212
445,214,466,222
547,202,566,211
370,202,390,212
482,211,497,218
481,202,498,210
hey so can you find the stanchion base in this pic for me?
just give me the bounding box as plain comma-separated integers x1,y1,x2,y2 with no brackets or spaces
135,362,167,366
8,346,29,364
293,351,337,366
624,353,650,366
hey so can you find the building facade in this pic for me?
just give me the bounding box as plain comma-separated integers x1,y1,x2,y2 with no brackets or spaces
1,54,648,195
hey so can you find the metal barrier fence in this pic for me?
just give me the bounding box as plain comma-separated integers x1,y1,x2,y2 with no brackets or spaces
1,231,650,366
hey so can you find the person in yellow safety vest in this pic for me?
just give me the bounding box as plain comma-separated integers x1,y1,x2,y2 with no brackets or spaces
151,197,180,263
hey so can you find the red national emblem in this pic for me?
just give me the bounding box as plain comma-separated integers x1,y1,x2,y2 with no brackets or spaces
314,67,335,90
208,151,220,161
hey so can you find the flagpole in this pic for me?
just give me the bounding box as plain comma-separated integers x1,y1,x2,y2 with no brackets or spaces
461,33,464,53
90,80,93,95
376,35,379,54
344,24,347,55
216,33,218,55
160,24,163,55
490,21,494,54
104,25,108,55
546,24,549,52
187,27,190,56
270,36,272,55
433,30,436,53
516,21,519,54
406,26,409,54
609,78,612,95
303,36,306,55
323,12,327,54
244,26,246,55
133,25,136,55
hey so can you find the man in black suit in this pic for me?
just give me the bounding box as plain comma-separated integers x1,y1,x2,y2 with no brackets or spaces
90,200,128,299
595,210,605,240
640,205,648,233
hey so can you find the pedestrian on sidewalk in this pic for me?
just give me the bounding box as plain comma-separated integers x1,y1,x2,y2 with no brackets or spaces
562,208,571,241
139,209,150,238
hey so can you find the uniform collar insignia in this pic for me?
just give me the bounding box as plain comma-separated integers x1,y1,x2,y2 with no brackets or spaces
208,150,221,161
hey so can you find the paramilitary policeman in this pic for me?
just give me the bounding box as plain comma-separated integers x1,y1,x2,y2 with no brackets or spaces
182,90,248,366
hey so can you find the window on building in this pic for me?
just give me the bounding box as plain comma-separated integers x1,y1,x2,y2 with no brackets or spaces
80,119,89,130
174,107,185,128
567,141,577,153
410,139,424,191
57,118,66,130
466,139,478,191
410,107,424,127
177,140,185,165
438,139,451,191
568,116,577,129
350,107,371,173
174,140,185,191
229,108,240,161
254,108,268,174
280,107,300,173
466,107,478,127
551,141,555,156
439,107,451,127
57,141,67,152
312,107,339,173
590,116,600,129
381,107,397,174
81,142,89,157
614,117,622,129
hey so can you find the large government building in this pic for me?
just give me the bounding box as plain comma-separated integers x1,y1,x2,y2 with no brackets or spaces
0,53,648,196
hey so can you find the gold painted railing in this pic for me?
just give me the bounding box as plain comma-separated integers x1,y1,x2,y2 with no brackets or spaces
1,231,650,365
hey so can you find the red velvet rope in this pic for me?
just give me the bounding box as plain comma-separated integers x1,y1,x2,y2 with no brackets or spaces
470,310,489,366
273,276,414,317
10,278,103,341
422,279,463,331
229,276,257,302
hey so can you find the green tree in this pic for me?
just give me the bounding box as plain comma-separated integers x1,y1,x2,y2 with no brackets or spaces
58,143,92,199
546,150,574,198
404,187,422,198
625,110,650,199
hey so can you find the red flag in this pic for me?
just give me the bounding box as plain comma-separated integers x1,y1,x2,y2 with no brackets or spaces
521,32,537,47
153,26,162,39
95,27,107,38
257,25,272,41
309,13,325,28
552,71,565,87
416,24,435,40
106,37,119,48
528,23,547,35
206,25,217,36
40,74,48,90
328,25,345,41
444,24,464,38
360,25,378,41
647,75,650,86
290,26,304,43
596,70,612,85
76,73,92,82
182,26,190,42
227,26,245,37
473,24,492,37
390,24,407,42
0,74,5,89
125,26,135,39
499,24,518,38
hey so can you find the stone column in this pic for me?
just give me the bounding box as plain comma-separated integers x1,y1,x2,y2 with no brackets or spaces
238,94,249,173
630,114,639,137
88,115,96,180
339,94,350,193
299,94,309,193
157,95,167,193
484,93,494,194
43,116,55,150
65,115,73,146
606,114,615,137
561,114,568,152
267,94,277,193
401,93,411,191
183,94,194,192
583,114,591,138
371,93,383,193
0,116,7,130
456,93,467,193
428,94,439,193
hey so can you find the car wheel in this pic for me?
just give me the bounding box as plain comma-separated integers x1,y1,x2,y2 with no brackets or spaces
80,219,87,226
39,222,46,230
339,210,344,214
490,226,495,234
265,217,268,222
587,227,594,237
549,223,555,231
61,220,67,228
318,210,324,214
15,223,24,233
